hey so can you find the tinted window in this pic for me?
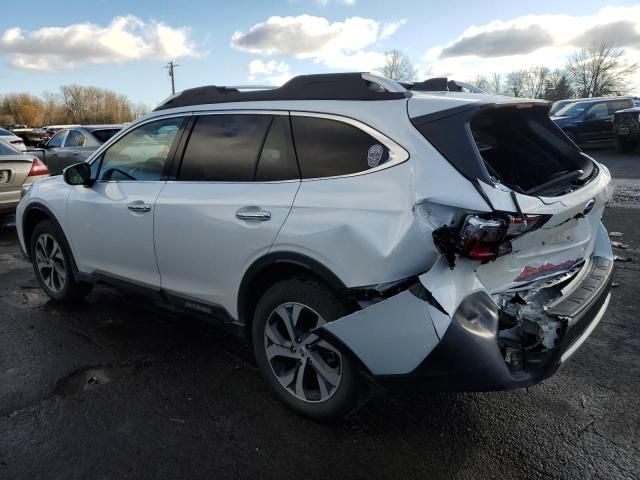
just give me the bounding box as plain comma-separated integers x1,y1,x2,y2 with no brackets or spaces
179,114,271,182
98,117,184,181
92,129,120,143
291,116,389,179
47,131,66,148
588,103,609,118
0,128,13,137
65,130,85,147
609,100,632,113
255,116,299,181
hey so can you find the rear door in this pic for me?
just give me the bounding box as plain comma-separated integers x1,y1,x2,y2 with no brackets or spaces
580,102,611,142
154,112,300,317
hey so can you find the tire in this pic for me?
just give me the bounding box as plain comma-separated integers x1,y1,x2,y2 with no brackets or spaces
30,219,93,302
252,277,363,419
615,136,638,153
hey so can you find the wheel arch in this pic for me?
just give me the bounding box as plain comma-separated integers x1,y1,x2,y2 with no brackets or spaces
22,202,81,280
238,252,349,335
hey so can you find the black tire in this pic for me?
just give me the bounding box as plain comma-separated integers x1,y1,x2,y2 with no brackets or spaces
615,136,638,153
29,219,93,302
252,277,363,419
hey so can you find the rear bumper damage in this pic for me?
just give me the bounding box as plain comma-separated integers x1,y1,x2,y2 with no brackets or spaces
318,222,613,392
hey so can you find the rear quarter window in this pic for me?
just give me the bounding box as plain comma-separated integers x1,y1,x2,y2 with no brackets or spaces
291,116,389,179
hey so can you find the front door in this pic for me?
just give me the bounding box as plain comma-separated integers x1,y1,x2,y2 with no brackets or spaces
43,130,67,175
580,102,612,143
66,116,187,288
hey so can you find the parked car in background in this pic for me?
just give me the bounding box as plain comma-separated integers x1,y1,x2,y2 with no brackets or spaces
613,106,640,152
549,99,576,116
10,128,44,148
0,141,48,219
41,125,80,143
0,127,27,152
17,73,614,419
32,125,124,175
551,97,634,146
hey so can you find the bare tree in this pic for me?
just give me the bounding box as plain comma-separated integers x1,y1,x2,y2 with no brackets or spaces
471,74,491,93
566,42,637,97
523,66,550,99
505,70,528,97
489,73,503,94
381,49,417,82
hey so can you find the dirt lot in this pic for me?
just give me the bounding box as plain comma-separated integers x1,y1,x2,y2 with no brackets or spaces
0,150,639,480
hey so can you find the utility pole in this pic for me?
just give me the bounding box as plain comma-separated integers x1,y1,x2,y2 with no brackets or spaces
164,61,180,94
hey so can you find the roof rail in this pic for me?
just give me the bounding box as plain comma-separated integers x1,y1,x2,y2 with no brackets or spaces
154,73,410,111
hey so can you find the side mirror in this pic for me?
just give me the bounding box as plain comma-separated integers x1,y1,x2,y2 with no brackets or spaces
63,162,93,186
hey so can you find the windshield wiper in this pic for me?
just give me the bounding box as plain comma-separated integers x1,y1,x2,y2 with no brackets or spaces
525,170,584,196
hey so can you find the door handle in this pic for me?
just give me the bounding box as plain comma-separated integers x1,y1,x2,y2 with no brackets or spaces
71,151,80,155
127,203,152,213
236,208,271,221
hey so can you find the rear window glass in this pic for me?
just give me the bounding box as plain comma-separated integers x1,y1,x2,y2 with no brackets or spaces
0,142,17,154
92,129,121,143
291,116,389,179
0,128,13,137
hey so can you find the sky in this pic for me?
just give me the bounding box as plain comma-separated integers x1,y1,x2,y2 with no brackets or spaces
0,0,639,106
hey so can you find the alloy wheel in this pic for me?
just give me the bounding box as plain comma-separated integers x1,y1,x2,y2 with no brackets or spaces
34,233,66,293
264,302,343,403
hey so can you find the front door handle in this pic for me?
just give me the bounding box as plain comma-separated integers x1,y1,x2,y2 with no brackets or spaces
127,203,152,213
236,208,271,221
71,151,80,156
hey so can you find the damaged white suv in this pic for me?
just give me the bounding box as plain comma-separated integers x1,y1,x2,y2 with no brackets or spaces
17,73,614,418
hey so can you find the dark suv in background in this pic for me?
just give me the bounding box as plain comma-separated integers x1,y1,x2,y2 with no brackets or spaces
551,97,634,146
613,106,640,152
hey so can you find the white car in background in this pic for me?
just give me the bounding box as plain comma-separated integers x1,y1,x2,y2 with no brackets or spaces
0,127,27,152
16,73,614,419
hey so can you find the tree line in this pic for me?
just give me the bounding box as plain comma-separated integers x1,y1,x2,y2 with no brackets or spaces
383,42,638,101
0,85,150,127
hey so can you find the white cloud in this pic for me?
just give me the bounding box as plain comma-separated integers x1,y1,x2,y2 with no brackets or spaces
248,59,294,85
421,6,640,90
0,15,200,70
231,15,404,71
315,0,356,5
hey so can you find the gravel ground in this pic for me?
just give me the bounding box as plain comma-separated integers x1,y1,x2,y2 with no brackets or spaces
0,149,638,480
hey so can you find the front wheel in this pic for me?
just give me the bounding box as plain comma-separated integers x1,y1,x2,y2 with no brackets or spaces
252,278,363,419
30,220,93,302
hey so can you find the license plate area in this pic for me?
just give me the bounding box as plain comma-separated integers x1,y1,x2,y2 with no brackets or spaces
0,170,11,183
618,127,630,135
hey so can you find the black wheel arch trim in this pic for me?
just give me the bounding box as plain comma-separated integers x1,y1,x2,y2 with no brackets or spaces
238,251,348,325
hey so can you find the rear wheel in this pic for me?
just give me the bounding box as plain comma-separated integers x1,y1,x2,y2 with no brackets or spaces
615,136,638,153
30,220,93,302
252,278,363,419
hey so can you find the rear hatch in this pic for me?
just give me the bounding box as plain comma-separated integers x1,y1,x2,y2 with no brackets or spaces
410,96,613,293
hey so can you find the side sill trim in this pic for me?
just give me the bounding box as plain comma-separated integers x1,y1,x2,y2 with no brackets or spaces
560,293,610,363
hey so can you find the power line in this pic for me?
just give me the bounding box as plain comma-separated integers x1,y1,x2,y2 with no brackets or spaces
163,61,180,94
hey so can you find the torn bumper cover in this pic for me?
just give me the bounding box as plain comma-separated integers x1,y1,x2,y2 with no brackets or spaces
317,223,613,392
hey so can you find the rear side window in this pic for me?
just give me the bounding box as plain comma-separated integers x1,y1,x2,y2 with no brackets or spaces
255,116,299,181
609,100,632,114
291,116,389,179
92,129,120,143
179,114,271,182
64,130,85,147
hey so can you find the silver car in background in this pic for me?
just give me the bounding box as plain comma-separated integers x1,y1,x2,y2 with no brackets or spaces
0,141,48,218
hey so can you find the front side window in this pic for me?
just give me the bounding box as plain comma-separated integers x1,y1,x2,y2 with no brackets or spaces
64,130,85,147
48,131,66,148
291,116,390,179
178,114,271,182
98,117,184,181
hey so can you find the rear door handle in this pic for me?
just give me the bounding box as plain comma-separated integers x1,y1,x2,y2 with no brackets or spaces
71,151,80,156
236,208,271,221
127,203,152,213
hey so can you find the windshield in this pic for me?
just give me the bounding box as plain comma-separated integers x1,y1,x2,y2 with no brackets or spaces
555,102,589,117
549,101,572,116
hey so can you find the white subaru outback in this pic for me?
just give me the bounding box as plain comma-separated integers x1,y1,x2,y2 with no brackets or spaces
16,73,614,418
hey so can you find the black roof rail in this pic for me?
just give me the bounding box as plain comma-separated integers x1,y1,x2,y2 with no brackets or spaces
154,73,409,111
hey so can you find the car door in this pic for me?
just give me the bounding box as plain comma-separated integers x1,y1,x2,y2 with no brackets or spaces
580,102,611,142
43,130,67,175
154,112,300,318
66,116,188,288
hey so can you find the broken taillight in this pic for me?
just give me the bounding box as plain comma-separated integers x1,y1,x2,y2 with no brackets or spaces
434,213,549,267
27,158,48,177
